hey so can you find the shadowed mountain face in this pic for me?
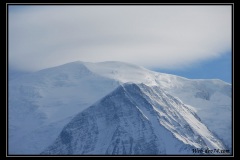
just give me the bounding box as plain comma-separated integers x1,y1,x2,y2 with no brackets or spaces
8,61,231,154
42,83,225,155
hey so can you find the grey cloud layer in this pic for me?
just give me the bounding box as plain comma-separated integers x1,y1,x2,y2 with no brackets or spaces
9,5,231,71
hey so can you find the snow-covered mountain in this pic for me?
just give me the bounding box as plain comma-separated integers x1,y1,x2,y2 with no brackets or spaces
42,83,226,155
8,61,232,155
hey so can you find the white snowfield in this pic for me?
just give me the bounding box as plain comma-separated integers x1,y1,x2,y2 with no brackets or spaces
8,61,232,155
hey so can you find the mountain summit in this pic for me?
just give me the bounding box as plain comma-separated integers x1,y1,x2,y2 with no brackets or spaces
8,61,231,154
42,83,226,155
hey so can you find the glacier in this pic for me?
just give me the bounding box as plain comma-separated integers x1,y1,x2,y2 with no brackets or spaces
8,61,232,155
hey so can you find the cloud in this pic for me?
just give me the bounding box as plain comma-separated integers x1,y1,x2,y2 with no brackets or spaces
8,5,231,71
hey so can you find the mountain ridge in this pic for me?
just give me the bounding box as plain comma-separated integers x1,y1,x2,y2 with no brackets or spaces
8,61,231,154
42,83,226,155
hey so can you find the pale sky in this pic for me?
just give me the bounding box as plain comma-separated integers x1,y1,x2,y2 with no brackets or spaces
9,5,231,73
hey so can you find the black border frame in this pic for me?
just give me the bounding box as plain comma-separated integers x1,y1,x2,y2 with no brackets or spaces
5,2,234,158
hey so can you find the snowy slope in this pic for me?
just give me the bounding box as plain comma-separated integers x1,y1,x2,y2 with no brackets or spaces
85,61,232,150
8,61,232,154
42,83,226,155
9,62,119,154
154,74,232,150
